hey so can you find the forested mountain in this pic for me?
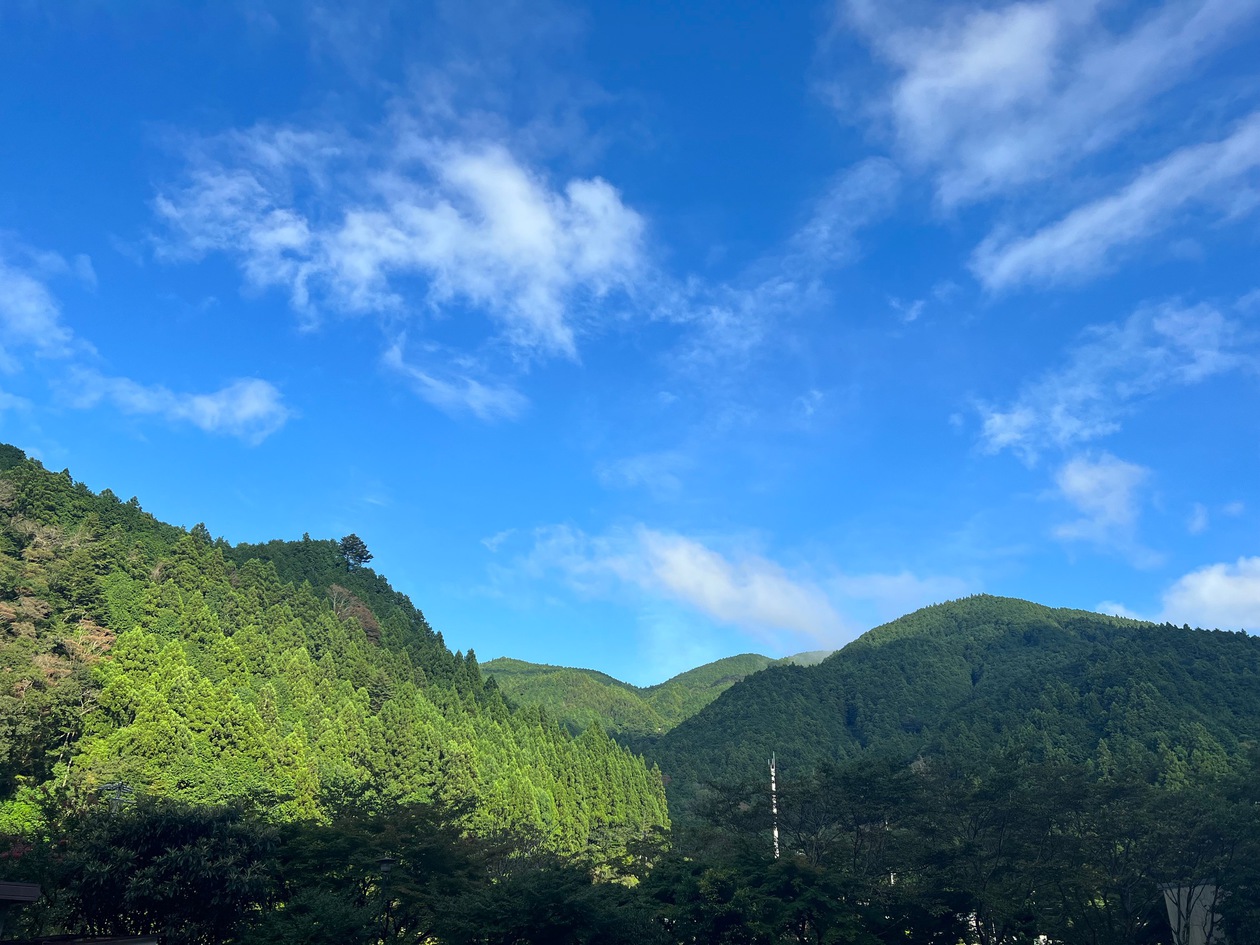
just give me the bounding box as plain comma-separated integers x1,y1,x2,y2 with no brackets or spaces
649,595,1260,813
0,445,667,857
483,651,834,739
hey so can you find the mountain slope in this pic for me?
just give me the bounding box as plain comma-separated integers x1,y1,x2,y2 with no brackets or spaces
0,446,668,855
483,653,779,738
648,595,1260,811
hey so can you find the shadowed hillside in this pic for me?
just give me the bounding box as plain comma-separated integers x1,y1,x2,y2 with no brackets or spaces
646,595,1260,814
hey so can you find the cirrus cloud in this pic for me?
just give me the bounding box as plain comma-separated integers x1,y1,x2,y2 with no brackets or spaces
978,301,1253,461
66,369,292,445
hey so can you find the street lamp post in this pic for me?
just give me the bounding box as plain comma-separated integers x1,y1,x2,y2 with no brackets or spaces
378,856,397,943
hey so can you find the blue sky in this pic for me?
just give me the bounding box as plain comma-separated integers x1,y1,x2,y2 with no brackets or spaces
2,0,1258,684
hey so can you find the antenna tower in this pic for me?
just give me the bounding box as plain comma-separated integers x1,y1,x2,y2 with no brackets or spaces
769,753,780,859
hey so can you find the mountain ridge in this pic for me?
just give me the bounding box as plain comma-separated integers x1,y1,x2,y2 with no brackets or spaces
0,444,668,856
646,593,1260,813
482,649,835,738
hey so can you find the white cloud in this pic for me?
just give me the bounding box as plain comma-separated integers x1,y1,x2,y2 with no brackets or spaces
0,248,80,362
67,370,291,444
972,110,1260,290
1223,501,1246,517
522,524,849,646
630,530,845,642
155,124,646,359
1096,600,1143,620
841,0,1260,207
0,237,292,443
1052,452,1157,562
978,301,1252,460
519,523,975,647
383,338,527,421
1159,557,1260,629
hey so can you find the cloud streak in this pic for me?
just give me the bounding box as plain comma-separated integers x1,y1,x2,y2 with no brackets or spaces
973,110,1260,290
383,338,528,422
978,301,1253,460
522,524,848,646
67,370,292,444
0,237,292,444
841,0,1260,207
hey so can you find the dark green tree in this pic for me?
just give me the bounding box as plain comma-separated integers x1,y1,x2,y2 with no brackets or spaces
338,534,373,569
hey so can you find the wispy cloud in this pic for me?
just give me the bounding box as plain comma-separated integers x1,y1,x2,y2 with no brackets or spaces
155,123,646,359
1052,452,1158,564
840,0,1260,207
1187,502,1210,535
595,450,692,497
521,524,849,646
515,523,975,648
67,370,292,444
1095,599,1143,620
383,338,527,421
0,387,32,416
828,571,974,625
0,235,292,444
972,110,1260,291
481,528,516,553
657,158,899,390
978,301,1252,460
0,244,90,364
785,157,901,268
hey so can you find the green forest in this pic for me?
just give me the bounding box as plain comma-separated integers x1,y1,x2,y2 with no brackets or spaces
481,653,779,740
2,443,1259,944
651,595,1260,814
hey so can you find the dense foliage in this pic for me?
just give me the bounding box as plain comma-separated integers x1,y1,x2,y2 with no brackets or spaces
3,749,1257,944
0,446,667,861
650,595,1260,816
1,795,669,944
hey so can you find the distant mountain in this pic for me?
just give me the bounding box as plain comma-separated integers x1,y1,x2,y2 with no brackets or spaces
647,595,1260,813
483,652,786,738
779,648,834,666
